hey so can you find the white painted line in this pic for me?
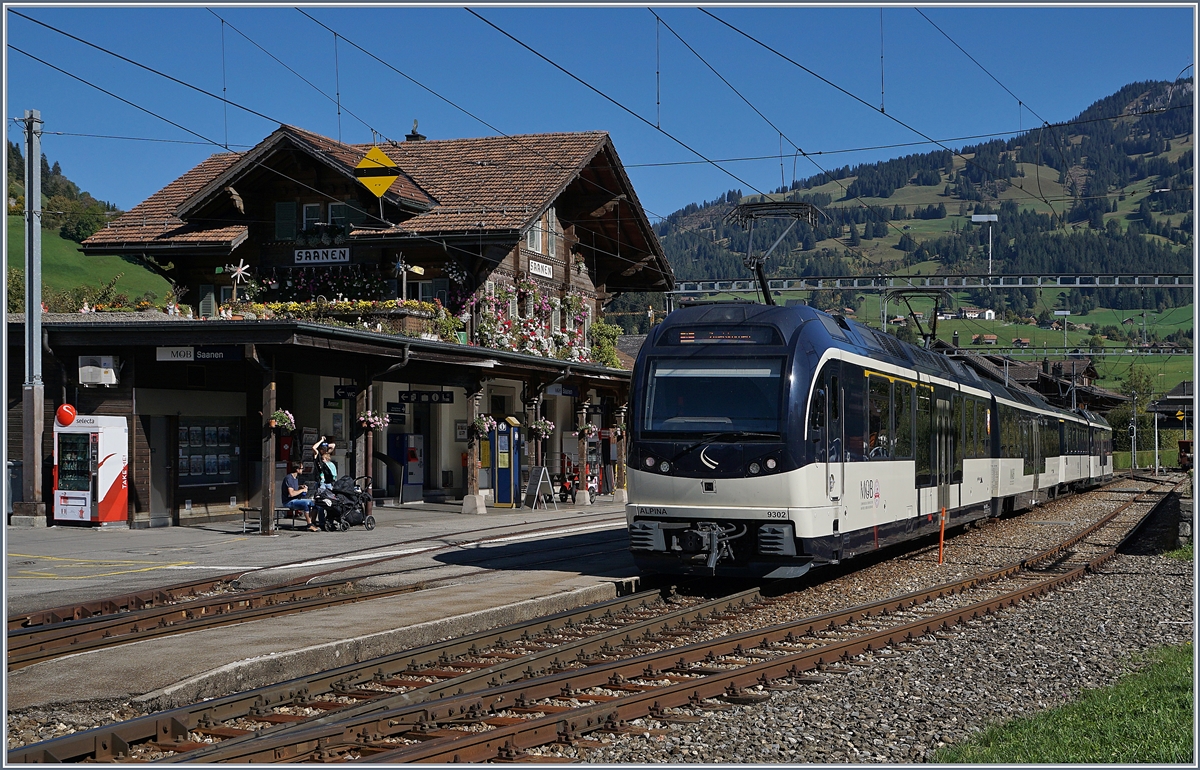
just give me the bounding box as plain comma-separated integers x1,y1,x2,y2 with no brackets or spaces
470,521,623,547
263,547,434,570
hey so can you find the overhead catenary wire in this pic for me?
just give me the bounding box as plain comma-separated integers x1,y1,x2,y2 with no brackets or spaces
11,8,1190,297
698,9,1067,226
12,9,671,279
913,8,1070,228
205,8,391,142
651,10,930,271
465,8,768,199
292,7,725,278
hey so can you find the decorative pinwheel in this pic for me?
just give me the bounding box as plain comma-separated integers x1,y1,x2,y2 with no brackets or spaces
226,259,251,301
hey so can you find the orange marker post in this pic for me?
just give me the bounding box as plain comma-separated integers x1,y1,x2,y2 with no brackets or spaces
938,506,947,565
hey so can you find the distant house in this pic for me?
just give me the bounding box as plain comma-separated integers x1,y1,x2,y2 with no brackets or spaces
890,316,908,326
982,309,996,320
960,307,981,319
1012,337,1031,348
982,334,997,345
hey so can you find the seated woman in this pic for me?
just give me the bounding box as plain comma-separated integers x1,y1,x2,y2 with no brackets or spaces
283,461,322,531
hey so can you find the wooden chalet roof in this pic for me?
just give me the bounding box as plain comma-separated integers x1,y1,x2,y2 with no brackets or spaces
354,131,610,236
81,153,247,251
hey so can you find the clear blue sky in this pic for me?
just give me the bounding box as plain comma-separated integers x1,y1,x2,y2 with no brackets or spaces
4,4,1195,220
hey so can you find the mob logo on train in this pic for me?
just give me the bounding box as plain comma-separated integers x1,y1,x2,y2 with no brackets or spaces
861,479,882,508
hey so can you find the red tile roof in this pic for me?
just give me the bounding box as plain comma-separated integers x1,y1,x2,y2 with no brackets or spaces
281,125,432,208
82,153,247,249
84,128,619,251
354,132,608,235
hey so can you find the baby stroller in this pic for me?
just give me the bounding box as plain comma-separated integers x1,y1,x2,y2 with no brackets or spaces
314,475,376,531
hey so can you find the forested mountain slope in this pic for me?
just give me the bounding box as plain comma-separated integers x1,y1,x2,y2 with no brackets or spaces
609,79,1192,332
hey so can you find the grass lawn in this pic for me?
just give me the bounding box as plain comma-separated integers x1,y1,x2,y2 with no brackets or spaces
6,215,171,302
935,643,1194,763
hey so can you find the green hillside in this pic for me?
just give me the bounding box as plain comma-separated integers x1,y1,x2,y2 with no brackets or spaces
7,215,171,306
608,78,1194,344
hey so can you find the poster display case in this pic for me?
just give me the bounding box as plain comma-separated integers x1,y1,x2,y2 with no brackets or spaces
178,417,240,487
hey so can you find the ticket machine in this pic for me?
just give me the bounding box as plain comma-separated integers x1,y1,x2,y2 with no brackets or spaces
52,406,128,526
489,422,523,508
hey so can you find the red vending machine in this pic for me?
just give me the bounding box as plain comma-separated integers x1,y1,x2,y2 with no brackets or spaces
52,406,128,526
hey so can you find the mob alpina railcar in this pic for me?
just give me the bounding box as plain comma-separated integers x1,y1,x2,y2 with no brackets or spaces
626,302,1113,578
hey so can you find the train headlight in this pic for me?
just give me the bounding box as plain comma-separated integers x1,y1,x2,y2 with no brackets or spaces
644,456,656,468
748,462,761,475
766,458,777,470
658,461,671,473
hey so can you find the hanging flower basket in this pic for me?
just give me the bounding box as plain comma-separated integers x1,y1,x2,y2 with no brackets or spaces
529,418,555,440
357,410,390,430
472,415,498,436
573,422,599,439
611,423,627,440
270,409,295,431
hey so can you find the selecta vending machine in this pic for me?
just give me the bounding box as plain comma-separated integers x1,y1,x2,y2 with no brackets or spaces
52,404,128,526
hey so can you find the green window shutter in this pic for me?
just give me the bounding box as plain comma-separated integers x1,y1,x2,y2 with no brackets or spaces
198,284,216,318
275,202,296,240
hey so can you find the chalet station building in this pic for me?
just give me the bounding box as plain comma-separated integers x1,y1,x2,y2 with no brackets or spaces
8,124,672,527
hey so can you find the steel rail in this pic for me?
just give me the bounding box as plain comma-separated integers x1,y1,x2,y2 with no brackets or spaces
160,479,1176,763
6,477,1159,763
347,480,1180,764
8,533,631,670
5,587,681,763
167,589,768,762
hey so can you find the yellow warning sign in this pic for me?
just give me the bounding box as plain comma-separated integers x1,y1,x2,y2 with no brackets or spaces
355,146,400,198
1178,410,1186,420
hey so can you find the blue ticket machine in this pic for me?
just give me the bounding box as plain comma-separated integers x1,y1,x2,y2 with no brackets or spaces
489,423,523,508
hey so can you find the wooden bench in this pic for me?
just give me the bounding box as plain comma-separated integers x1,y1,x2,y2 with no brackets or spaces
239,507,304,533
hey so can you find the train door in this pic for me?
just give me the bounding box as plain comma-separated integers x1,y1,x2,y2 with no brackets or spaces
1031,418,1042,503
934,390,952,515
824,364,844,503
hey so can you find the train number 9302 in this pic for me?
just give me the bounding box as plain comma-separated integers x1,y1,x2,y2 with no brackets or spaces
765,510,788,519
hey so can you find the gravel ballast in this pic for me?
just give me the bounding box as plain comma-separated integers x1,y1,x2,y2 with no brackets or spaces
7,481,1192,760
577,550,1193,763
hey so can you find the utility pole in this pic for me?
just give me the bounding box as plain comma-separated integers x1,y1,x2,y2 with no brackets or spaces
19,109,45,522
1131,391,1138,470
1154,406,1159,475
971,214,997,277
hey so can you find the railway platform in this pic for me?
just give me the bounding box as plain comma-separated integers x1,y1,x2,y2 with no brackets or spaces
5,496,636,711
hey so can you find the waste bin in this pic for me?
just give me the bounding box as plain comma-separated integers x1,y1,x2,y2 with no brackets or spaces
7,460,23,515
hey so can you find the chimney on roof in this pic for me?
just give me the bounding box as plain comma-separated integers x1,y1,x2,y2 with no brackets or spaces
952,330,959,348
406,120,426,142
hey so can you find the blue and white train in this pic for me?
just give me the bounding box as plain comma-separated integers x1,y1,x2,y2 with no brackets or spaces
626,302,1113,579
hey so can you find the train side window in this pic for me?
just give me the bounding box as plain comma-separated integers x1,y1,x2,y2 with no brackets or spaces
963,399,975,459
810,388,826,431
915,387,932,485
867,377,891,459
975,400,987,457
829,376,840,422
894,382,913,459
951,395,964,480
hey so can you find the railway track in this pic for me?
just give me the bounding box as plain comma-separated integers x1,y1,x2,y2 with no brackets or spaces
8,476,1178,763
7,515,627,670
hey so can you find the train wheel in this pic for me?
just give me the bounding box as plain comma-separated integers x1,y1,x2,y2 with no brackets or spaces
364,515,376,531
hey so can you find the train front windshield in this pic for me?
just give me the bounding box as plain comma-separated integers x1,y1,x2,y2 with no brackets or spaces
643,358,785,434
